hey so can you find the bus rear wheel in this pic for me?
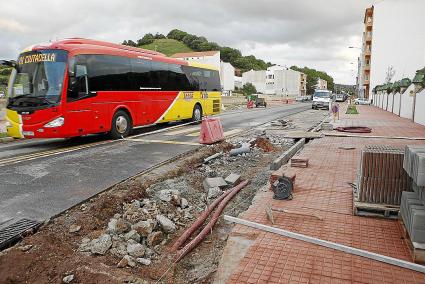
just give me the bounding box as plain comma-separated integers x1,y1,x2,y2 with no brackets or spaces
192,104,203,123
110,110,132,139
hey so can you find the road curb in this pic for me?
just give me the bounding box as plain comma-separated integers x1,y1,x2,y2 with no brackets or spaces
270,138,306,170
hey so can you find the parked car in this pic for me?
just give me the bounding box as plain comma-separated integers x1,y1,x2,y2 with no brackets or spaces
354,98,371,105
255,97,267,107
0,91,5,99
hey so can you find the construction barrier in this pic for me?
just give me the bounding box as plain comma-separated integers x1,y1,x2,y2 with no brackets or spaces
199,117,224,144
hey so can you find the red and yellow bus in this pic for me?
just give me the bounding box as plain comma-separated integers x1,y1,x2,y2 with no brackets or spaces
3,38,221,139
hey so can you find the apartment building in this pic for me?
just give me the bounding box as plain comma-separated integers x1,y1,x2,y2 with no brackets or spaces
357,1,425,98
316,78,328,90
357,6,374,98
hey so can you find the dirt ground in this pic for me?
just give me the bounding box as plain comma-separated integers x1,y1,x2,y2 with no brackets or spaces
0,108,326,284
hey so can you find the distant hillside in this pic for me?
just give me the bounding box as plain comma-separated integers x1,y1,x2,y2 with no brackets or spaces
141,39,193,57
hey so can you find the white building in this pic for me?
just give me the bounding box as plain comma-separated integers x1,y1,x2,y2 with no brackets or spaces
171,51,220,68
234,76,243,89
316,78,328,90
242,70,267,93
171,51,236,92
220,61,235,93
242,66,307,97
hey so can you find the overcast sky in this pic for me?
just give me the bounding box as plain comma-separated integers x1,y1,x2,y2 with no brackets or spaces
0,0,382,84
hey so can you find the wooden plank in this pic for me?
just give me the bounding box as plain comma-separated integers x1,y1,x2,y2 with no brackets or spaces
224,215,425,274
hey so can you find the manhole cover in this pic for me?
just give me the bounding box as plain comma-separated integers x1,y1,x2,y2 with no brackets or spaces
0,219,41,250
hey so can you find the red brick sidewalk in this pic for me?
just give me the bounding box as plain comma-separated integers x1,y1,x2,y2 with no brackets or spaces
221,105,425,284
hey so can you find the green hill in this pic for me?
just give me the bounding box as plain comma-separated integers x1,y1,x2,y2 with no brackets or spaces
141,39,193,57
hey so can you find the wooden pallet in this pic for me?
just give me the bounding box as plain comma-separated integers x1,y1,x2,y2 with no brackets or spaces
353,201,400,219
399,217,425,264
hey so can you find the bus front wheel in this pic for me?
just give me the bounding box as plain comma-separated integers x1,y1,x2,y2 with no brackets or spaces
192,105,203,123
110,110,132,139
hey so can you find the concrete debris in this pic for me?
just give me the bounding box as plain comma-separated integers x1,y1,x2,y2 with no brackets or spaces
62,274,74,283
124,230,141,243
207,187,223,200
229,143,251,156
321,122,333,131
136,257,152,266
156,214,177,233
131,220,155,237
126,241,146,258
107,218,131,235
180,198,189,209
203,177,228,190
225,173,241,186
204,152,223,163
158,189,181,203
18,244,33,252
117,255,136,268
144,247,155,258
69,224,81,233
90,234,112,255
147,231,164,247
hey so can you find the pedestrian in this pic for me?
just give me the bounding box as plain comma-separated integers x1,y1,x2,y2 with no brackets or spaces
332,102,340,122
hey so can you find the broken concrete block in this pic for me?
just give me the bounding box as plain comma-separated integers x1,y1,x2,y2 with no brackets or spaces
321,123,333,131
225,173,241,186
203,177,227,190
126,241,146,258
207,187,223,200
156,214,177,233
90,234,112,255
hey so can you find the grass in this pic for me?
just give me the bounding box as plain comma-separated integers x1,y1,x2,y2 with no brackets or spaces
141,39,194,57
0,132,7,138
346,104,359,114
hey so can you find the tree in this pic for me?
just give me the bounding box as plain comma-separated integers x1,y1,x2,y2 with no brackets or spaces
291,66,334,95
167,29,188,41
385,65,396,83
242,83,257,96
137,33,155,46
154,33,166,39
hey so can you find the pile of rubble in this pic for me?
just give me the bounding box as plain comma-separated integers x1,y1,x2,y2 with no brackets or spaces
79,181,194,268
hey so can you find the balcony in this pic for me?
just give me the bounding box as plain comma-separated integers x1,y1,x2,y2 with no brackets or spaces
366,17,373,27
364,64,370,71
365,32,372,42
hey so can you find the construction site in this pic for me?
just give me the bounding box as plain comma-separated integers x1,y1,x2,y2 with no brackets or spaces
0,101,425,284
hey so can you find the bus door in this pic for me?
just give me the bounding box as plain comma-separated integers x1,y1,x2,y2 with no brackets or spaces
65,64,95,136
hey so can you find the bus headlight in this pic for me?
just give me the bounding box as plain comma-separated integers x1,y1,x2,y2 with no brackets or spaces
44,116,65,128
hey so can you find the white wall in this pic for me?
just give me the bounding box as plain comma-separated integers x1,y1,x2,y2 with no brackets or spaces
220,62,235,91
400,84,415,119
387,93,394,112
393,92,401,115
414,89,425,126
370,0,425,97
382,93,388,110
242,70,266,93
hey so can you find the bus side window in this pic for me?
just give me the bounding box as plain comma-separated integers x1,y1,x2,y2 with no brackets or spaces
67,57,89,101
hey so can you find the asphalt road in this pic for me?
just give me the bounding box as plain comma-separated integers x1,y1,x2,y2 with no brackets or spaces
0,103,311,227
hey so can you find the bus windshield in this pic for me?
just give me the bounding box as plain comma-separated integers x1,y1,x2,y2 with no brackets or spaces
8,50,67,107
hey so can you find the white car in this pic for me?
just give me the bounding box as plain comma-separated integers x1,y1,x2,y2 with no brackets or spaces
0,91,5,99
354,98,371,105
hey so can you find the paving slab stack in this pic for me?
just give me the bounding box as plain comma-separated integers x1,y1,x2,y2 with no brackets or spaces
401,145,425,244
357,145,411,205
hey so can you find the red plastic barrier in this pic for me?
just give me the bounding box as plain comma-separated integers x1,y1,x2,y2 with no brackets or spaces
199,117,224,144
247,101,254,108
